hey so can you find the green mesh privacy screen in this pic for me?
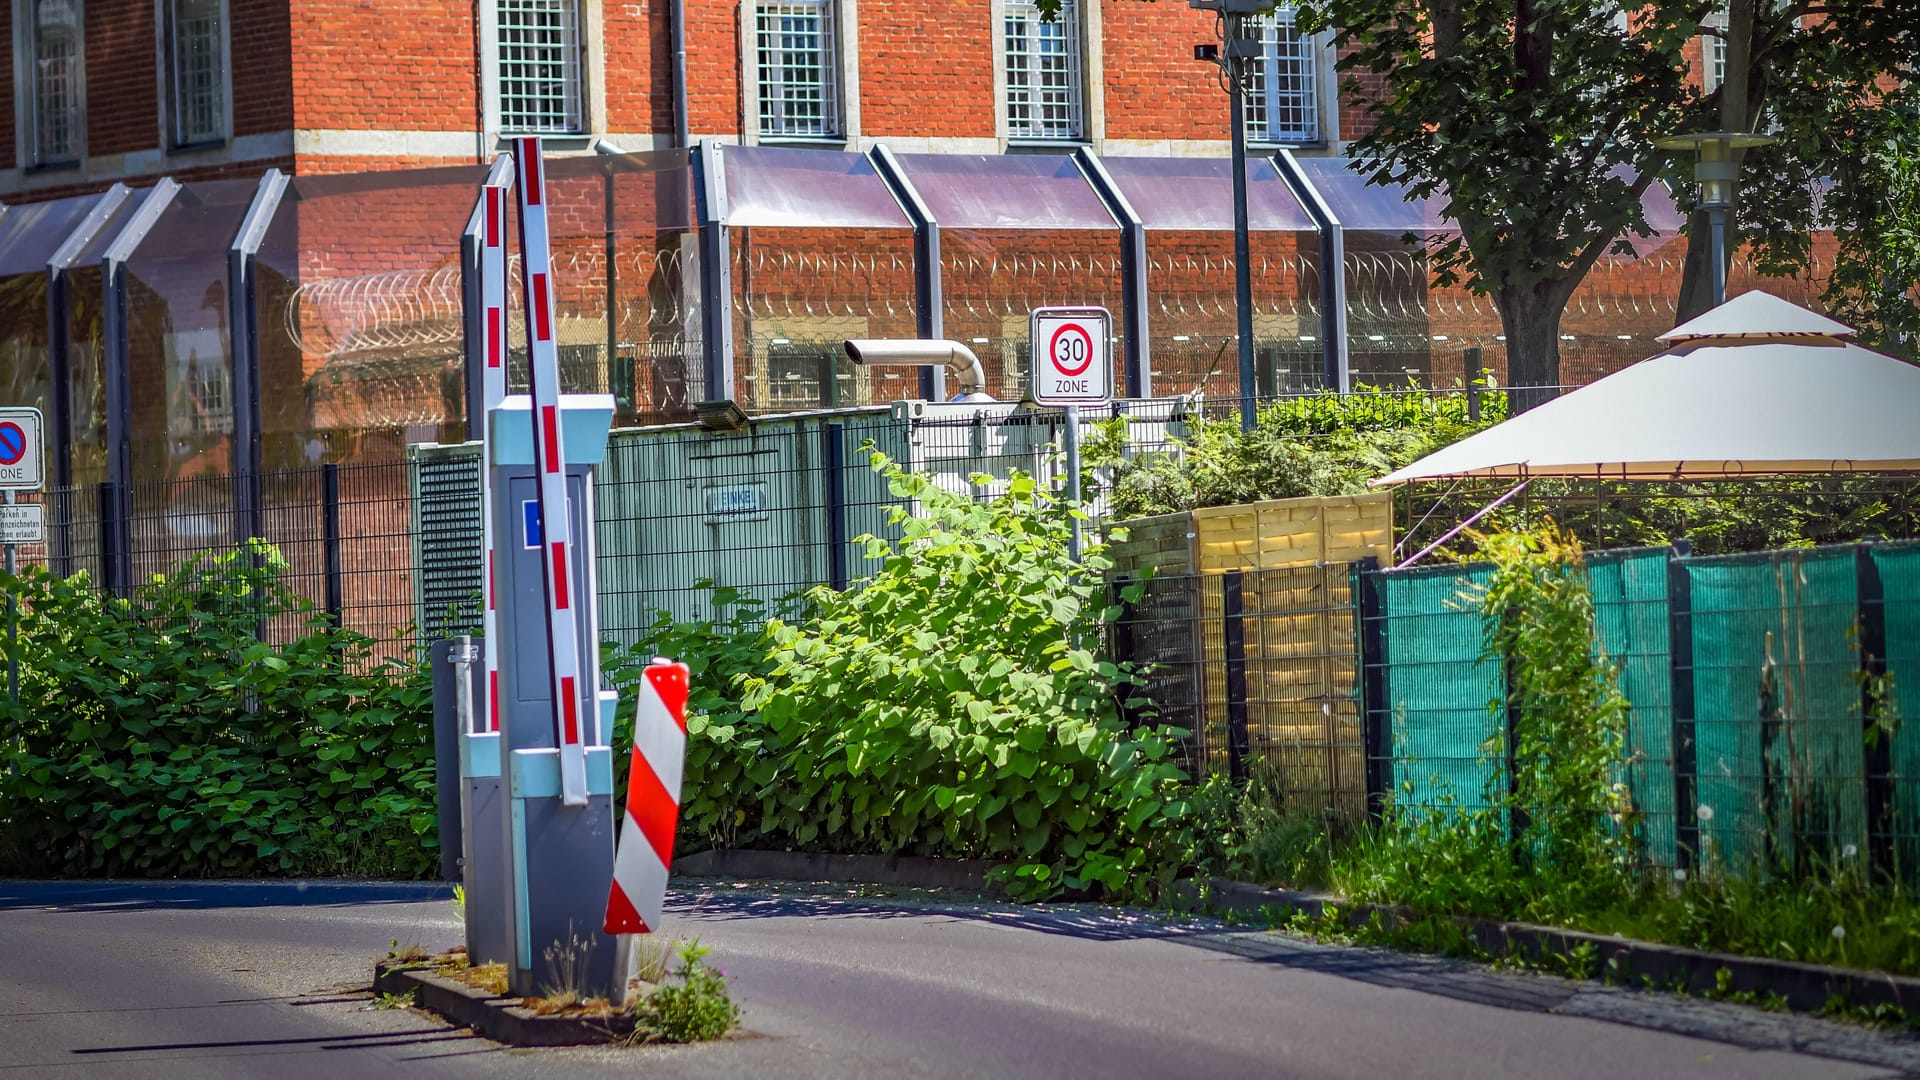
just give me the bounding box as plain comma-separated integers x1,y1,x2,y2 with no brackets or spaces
1872,541,1920,868
1685,547,1864,872
1588,549,1676,868
1379,564,1504,816
1361,541,1915,878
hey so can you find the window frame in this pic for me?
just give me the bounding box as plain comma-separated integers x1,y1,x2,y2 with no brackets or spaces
1000,0,1086,144
1241,5,1323,148
751,0,842,141
160,0,230,151
16,0,87,168
494,0,587,136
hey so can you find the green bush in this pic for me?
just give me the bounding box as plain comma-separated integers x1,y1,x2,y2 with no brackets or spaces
608,454,1198,901
1107,384,1504,520
0,541,438,878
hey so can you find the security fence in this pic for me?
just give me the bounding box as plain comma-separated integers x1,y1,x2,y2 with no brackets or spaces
19,460,421,647
1348,542,1920,878
8,393,1914,883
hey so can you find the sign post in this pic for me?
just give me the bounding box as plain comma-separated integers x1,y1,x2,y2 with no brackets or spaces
1029,308,1113,562
0,408,44,708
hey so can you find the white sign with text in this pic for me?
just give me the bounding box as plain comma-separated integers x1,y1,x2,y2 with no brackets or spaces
1029,307,1113,407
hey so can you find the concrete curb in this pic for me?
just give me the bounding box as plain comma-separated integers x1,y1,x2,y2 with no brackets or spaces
675,849,1000,894
1189,878,1920,1016
374,961,639,1046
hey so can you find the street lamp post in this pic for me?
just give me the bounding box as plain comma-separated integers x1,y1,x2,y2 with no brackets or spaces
1653,130,1776,307
1192,0,1266,431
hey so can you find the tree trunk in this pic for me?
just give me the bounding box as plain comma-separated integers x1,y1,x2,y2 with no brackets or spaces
1495,284,1565,413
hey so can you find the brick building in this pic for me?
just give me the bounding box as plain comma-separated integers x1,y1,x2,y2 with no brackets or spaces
0,0,1810,491
1,0,1363,196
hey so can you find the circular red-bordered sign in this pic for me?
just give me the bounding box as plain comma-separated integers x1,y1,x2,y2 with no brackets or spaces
0,423,25,467
1048,323,1095,378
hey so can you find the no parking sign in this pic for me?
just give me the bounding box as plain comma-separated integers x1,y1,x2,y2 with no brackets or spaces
1030,307,1112,407
0,408,44,490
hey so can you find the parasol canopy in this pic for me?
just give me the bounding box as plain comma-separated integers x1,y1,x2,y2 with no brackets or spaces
1375,291,1920,484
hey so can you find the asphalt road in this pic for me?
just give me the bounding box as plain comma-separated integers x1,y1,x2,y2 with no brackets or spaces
0,878,1914,1080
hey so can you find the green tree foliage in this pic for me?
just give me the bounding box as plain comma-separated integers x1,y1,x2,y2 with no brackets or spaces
1291,0,1702,404
1688,2,1920,354
0,543,438,878
606,454,1199,901
1265,0,1920,397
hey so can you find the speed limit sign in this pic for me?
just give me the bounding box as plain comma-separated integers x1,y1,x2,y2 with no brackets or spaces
1029,306,1112,407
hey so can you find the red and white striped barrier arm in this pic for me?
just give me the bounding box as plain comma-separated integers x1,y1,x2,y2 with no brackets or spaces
511,136,590,806
480,162,512,734
605,660,689,935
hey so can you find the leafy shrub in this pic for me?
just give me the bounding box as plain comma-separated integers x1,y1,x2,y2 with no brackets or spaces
608,454,1197,901
633,939,740,1042
1108,384,1503,520
0,541,437,878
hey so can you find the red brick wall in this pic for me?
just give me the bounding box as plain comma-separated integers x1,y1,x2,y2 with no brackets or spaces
858,0,995,139
1099,1,1225,141
289,0,475,132
86,0,160,157
605,0,670,134
234,1,295,137
683,0,741,135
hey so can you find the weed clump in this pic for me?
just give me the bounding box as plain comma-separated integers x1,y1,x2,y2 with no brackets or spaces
631,940,739,1043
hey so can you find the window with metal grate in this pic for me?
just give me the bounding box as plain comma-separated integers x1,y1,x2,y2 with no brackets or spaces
498,0,584,135
29,0,83,165
1243,6,1320,146
167,0,226,146
1004,0,1083,142
756,0,840,138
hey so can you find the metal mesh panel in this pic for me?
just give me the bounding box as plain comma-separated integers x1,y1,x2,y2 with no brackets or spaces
1004,0,1083,141
1688,548,1867,871
1244,7,1319,145
1871,541,1920,870
1379,564,1505,817
755,1,839,138
1588,548,1677,867
498,0,583,134
411,448,484,641
1361,541,1917,879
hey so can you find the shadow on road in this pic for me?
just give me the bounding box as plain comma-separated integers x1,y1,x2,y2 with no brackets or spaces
1180,929,1579,1013
0,879,455,914
670,886,1229,944
71,1028,488,1056
671,886,1577,1016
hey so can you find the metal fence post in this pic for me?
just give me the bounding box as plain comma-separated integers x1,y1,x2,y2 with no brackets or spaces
823,423,848,592
97,481,123,600
1465,347,1484,422
1223,568,1250,782
1856,541,1893,874
322,463,343,629
1503,635,1529,853
1354,556,1391,820
1109,577,1139,730
1666,541,1698,871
